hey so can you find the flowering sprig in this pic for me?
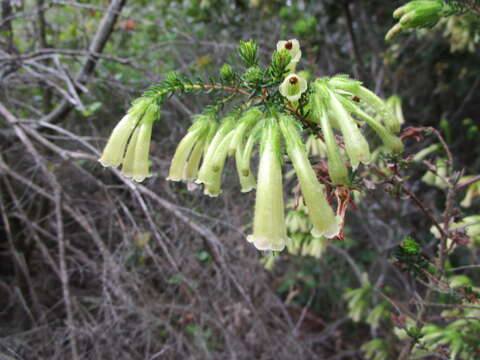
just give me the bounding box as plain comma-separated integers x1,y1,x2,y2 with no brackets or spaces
98,39,404,251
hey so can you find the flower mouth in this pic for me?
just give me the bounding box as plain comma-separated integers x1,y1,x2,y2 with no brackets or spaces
285,41,293,50
289,76,298,84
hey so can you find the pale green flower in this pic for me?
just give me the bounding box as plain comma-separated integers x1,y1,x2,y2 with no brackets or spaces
280,115,342,238
276,39,302,62
327,88,371,169
228,107,262,154
121,116,154,182
247,119,288,251
311,85,350,184
460,176,480,207
279,73,307,102
232,126,260,192
196,117,236,196
99,98,158,182
167,116,212,182
99,114,138,168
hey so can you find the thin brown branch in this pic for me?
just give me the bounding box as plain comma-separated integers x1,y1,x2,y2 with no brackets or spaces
41,0,127,124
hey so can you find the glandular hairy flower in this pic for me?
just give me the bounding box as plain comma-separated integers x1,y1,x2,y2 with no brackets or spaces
280,115,342,238
460,176,480,208
311,86,350,185
235,124,261,193
228,107,262,154
328,75,400,133
326,87,371,169
196,117,236,196
386,95,405,125
247,119,289,251
122,115,154,182
339,95,404,154
276,39,302,63
167,115,213,182
279,73,307,102
99,98,159,182
386,0,444,40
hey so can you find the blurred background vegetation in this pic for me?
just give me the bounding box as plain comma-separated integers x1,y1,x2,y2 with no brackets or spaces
0,0,479,359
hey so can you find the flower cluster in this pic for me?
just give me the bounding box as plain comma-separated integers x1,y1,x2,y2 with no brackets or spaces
386,0,447,40
98,39,404,252
99,98,159,182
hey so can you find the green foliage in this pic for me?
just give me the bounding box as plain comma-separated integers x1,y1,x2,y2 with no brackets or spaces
393,237,430,279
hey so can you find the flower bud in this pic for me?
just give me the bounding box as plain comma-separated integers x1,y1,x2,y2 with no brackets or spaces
247,119,288,251
279,73,308,102
220,63,235,82
280,115,342,238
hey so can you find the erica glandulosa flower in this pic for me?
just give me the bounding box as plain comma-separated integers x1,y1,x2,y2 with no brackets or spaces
277,39,302,72
279,73,308,102
247,119,289,251
280,115,341,238
99,98,159,182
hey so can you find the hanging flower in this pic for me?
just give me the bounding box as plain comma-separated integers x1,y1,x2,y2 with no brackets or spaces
167,115,213,182
195,117,236,197
280,115,342,238
276,39,302,62
99,98,159,182
279,73,307,102
247,119,289,251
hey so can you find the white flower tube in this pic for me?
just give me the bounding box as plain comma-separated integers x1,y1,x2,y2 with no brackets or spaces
280,115,342,238
247,119,288,251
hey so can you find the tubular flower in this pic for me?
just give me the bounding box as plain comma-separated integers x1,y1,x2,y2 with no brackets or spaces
386,0,444,40
235,124,261,193
386,95,405,125
338,95,404,154
277,39,301,72
280,115,342,238
326,87,371,169
279,73,308,102
99,98,159,182
167,115,213,182
247,119,289,251
328,75,400,133
196,117,236,196
228,107,262,154
460,176,480,208
311,86,349,185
